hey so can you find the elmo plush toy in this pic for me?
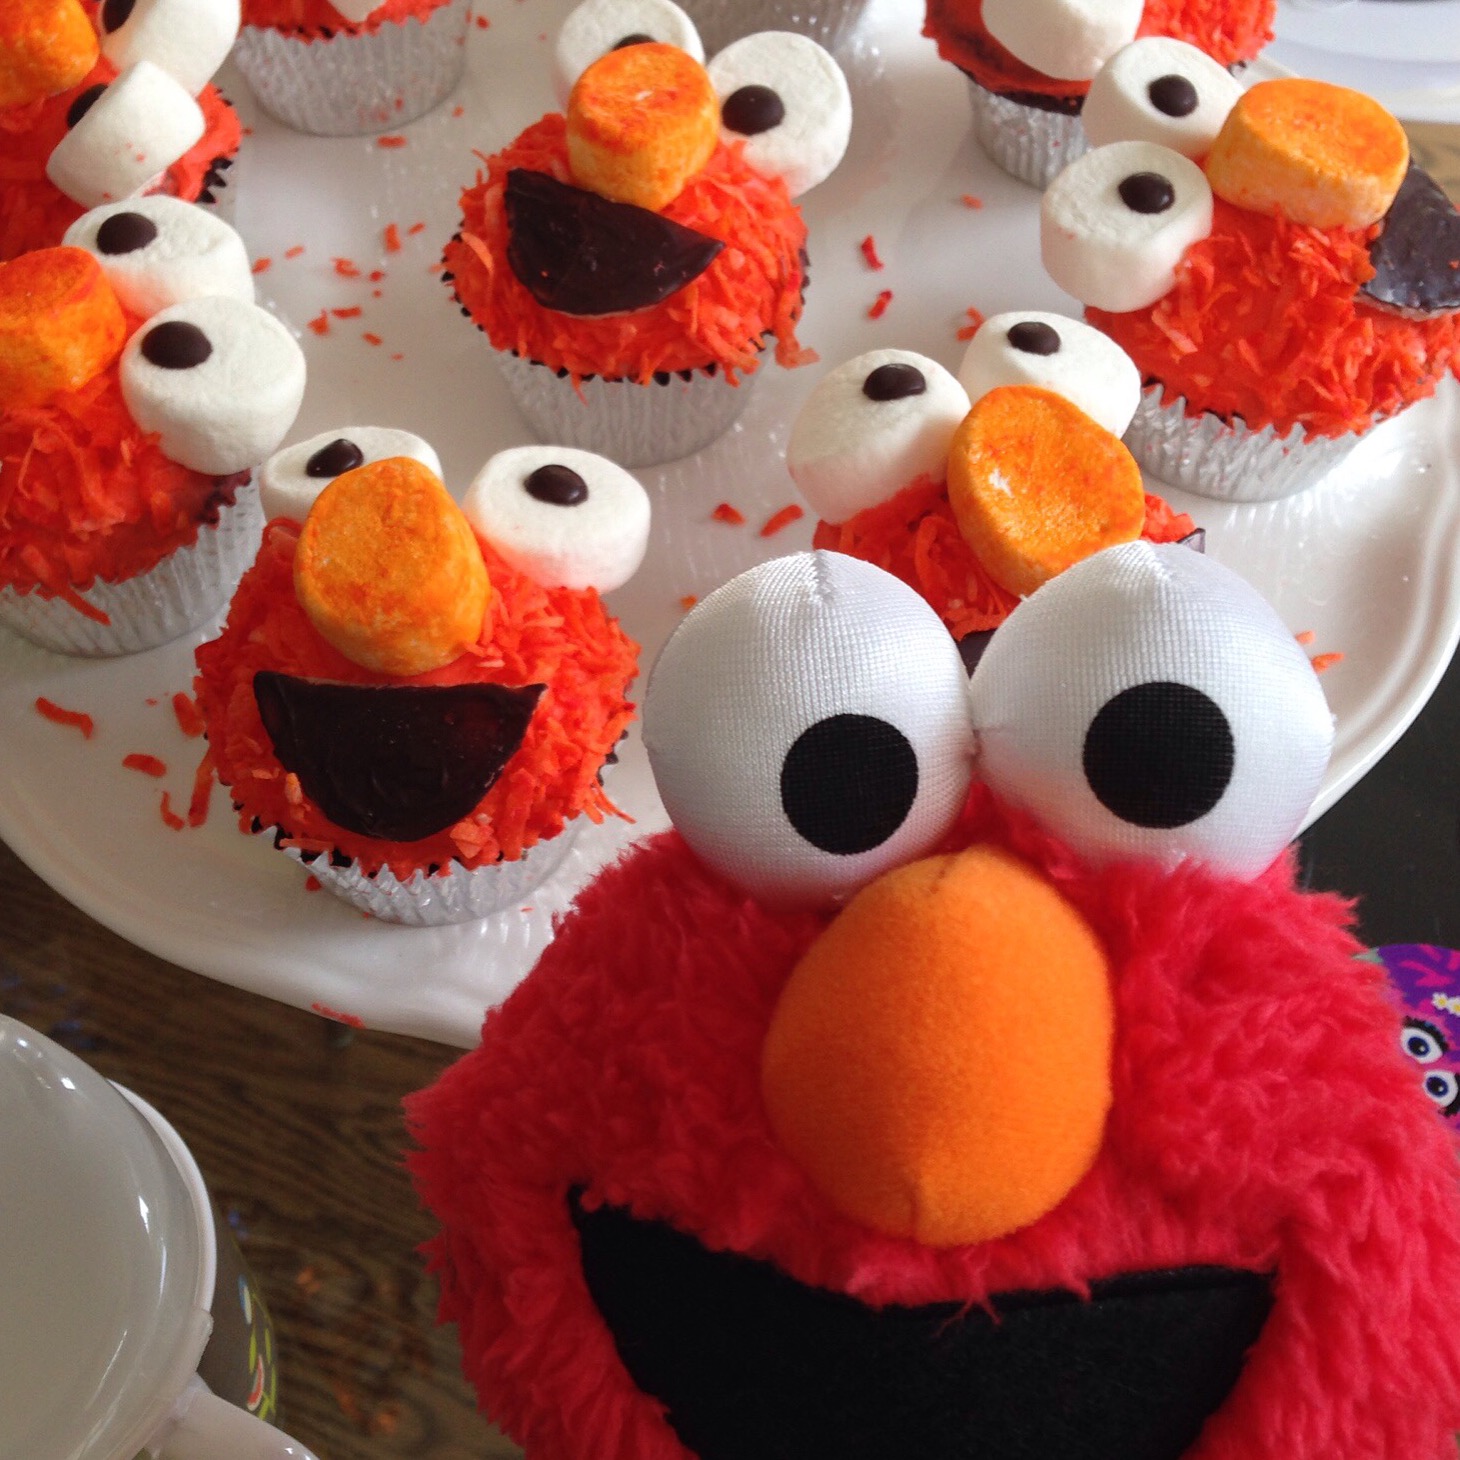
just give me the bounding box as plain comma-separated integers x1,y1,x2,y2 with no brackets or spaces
409,543,1460,1460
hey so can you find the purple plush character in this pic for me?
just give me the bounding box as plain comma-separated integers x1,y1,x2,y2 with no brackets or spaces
1375,944,1460,1126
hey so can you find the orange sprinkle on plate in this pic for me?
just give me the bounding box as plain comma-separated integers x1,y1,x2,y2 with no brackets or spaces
34,696,93,737
760,504,805,538
172,691,205,738
860,235,884,271
712,502,745,525
159,791,186,831
384,223,402,253
376,135,407,148
123,753,167,777
868,289,893,320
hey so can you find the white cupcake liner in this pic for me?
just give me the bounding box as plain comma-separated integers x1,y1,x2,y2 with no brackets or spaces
496,351,759,469
0,486,263,657
677,0,870,54
1124,386,1360,503
231,0,470,136
967,79,1087,190
281,818,583,925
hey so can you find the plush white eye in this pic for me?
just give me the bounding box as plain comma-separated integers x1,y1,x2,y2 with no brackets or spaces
969,542,1334,881
461,445,650,593
1042,141,1213,313
258,428,442,523
99,0,240,96
554,0,704,99
1402,1020,1449,1066
957,311,1141,438
981,0,1141,81
62,196,253,318
707,31,851,198
788,350,971,525
120,297,306,476
1082,39,1242,159
644,552,976,908
45,61,204,210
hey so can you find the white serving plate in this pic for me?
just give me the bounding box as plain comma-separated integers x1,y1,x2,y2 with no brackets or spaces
2,0,1458,1047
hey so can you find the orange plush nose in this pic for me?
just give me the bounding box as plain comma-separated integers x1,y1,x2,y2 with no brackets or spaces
761,845,1113,1248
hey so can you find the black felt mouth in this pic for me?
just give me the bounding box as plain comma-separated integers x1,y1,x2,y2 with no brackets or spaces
570,1190,1272,1460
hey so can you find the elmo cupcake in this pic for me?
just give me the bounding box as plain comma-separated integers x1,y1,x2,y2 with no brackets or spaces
0,0,243,262
194,444,648,925
445,14,850,467
411,543,1460,1460
1042,76,1460,500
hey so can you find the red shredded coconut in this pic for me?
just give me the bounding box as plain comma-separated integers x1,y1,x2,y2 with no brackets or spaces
377,135,408,149
475,12,489,25
452,105,465,118
238,0,448,37
868,290,893,320
408,222,427,235
332,257,361,278
252,257,272,275
285,245,305,259
384,223,402,253
363,332,383,346
188,749,214,826
1312,652,1345,673
957,306,987,341
304,875,322,892
331,306,363,319
961,194,984,210
123,753,167,777
1295,629,1316,645
711,503,745,525
308,311,330,335
369,269,386,282
760,504,805,538
159,792,186,830
444,115,811,383
35,697,93,738
860,235,884,271
679,595,698,610
172,691,206,738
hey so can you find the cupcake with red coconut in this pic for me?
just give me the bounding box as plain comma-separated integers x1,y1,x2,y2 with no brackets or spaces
194,443,648,925
446,12,849,468
0,199,304,655
1042,74,1460,500
791,322,1195,660
231,0,470,136
923,0,1270,188
0,0,243,262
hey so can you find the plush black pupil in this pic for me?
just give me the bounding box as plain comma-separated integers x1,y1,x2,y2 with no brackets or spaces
525,463,589,505
1083,681,1234,829
101,0,136,30
305,438,365,478
1007,320,1061,356
67,84,106,129
780,714,919,856
1119,173,1176,215
141,321,213,370
613,32,655,48
1148,74,1199,117
862,363,926,401
722,85,786,137
96,211,158,255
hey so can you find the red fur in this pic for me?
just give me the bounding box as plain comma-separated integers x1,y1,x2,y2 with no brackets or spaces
409,788,1460,1460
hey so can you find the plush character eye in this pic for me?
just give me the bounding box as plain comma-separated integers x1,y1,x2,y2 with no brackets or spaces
45,60,204,210
707,31,851,197
460,445,650,593
99,0,239,97
1042,141,1214,313
644,552,976,908
62,196,253,319
1423,1068,1460,1117
1402,1020,1450,1065
119,297,307,476
981,0,1141,81
957,310,1141,437
554,0,703,98
1081,38,1242,159
969,542,1334,880
258,428,442,523
787,349,971,525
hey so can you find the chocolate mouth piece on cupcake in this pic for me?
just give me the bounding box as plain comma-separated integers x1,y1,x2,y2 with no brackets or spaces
1361,163,1460,318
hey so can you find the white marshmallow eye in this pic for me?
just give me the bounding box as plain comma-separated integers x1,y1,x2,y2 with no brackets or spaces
258,428,442,523
788,350,971,526
708,32,851,198
45,61,204,210
461,445,650,594
981,0,1141,82
969,542,1334,881
644,552,976,909
1041,141,1214,313
120,297,306,476
554,0,704,99
1081,38,1242,159
62,196,253,318
99,0,240,97
957,311,1141,438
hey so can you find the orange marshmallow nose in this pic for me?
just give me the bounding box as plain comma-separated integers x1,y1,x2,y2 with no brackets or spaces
946,385,1145,600
0,0,98,108
0,246,126,409
761,846,1113,1249
1205,78,1409,231
567,42,720,213
294,458,492,677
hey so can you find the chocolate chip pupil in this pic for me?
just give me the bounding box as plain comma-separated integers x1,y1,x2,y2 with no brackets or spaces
862,363,927,402
95,211,158,256
306,439,366,478
525,464,589,506
722,85,786,137
141,320,213,370
613,32,655,48
66,84,106,129
1007,320,1061,356
101,0,136,31
1119,172,1176,215
1148,74,1199,118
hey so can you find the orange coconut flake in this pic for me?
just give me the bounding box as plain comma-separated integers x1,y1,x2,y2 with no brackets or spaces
172,690,205,738
34,695,92,736
123,752,167,776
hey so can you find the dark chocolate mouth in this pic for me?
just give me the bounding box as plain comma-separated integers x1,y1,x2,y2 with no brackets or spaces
571,1190,1272,1460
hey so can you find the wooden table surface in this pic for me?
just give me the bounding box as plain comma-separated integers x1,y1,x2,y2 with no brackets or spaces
2,118,1457,1460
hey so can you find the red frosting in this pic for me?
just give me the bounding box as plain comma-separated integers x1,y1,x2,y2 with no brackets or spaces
239,0,452,39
